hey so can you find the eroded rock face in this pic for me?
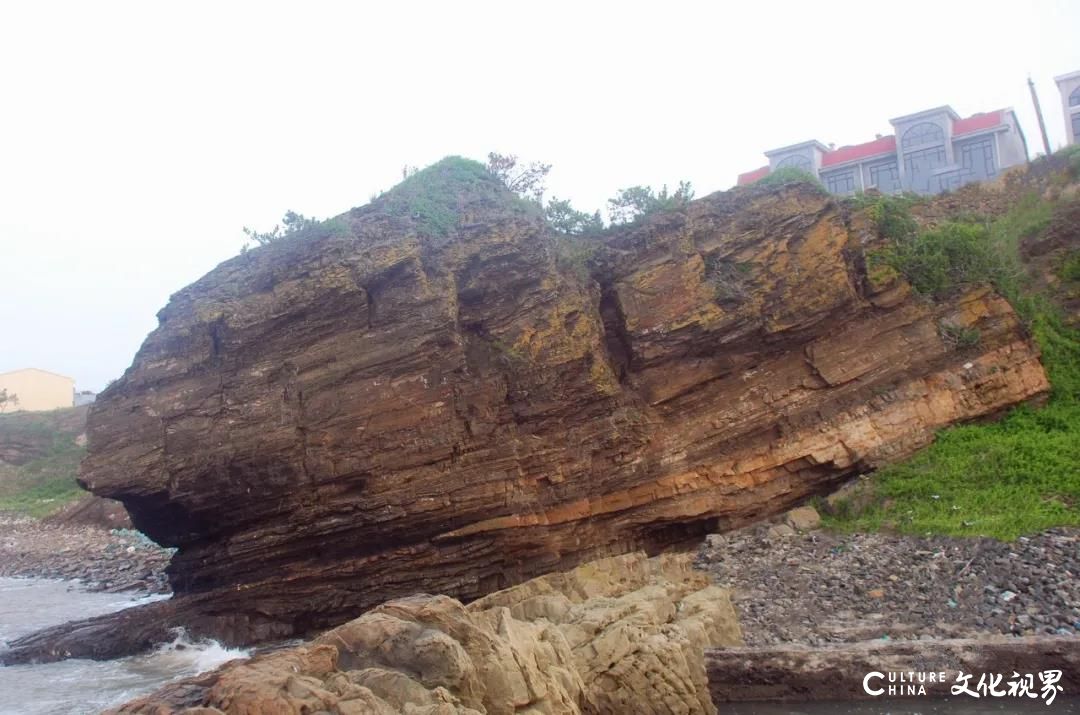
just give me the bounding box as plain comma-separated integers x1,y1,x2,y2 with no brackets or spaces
19,161,1047,658
109,552,742,715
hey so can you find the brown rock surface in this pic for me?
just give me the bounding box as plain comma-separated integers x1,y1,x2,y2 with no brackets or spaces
2,158,1049,662
706,636,1080,702
109,552,742,715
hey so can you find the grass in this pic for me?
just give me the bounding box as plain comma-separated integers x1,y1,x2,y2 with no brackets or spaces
0,408,87,518
373,156,538,237
825,195,1080,541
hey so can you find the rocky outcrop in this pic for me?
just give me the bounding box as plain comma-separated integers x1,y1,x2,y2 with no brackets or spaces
706,636,1080,702
3,159,1049,662
109,552,741,715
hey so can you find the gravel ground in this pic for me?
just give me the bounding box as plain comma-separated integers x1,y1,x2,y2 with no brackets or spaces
0,513,172,594
697,523,1080,646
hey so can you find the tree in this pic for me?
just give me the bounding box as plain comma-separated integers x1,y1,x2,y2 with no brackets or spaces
486,152,551,203
0,388,18,413
242,210,319,249
607,181,694,224
545,197,604,236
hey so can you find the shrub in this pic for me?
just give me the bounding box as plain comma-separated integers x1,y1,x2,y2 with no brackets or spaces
754,167,826,193
874,222,1016,301
546,198,604,236
939,320,982,351
608,182,694,224
847,192,921,242
824,193,1080,540
1059,251,1080,283
376,157,535,237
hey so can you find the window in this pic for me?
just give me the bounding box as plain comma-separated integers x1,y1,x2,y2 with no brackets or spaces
775,154,812,171
902,121,945,149
824,171,856,195
1070,86,1080,107
904,146,948,194
959,137,996,180
1073,112,1080,137
868,161,899,192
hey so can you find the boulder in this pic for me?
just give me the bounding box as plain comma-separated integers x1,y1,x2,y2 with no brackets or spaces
109,552,742,715
4,159,1049,662
783,506,821,531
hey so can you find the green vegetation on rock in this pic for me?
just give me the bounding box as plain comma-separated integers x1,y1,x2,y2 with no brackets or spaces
753,166,827,193
826,194,1080,541
608,182,694,224
377,156,538,237
0,407,87,518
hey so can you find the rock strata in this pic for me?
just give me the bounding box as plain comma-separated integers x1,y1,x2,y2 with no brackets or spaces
109,552,741,715
8,159,1049,660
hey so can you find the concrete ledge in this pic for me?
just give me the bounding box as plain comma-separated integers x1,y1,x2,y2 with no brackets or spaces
707,636,1080,702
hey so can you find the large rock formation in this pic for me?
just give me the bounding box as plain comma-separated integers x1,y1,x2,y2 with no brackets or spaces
2,159,1049,662
110,553,742,715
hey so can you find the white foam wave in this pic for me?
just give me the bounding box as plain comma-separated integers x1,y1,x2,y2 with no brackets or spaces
134,627,250,677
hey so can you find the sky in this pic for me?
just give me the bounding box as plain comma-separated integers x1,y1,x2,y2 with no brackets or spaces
1,1,1079,392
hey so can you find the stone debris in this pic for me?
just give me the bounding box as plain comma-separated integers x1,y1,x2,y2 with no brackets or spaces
697,525,1080,645
0,513,171,594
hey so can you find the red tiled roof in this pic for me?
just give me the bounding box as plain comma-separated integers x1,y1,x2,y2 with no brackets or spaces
737,165,770,186
736,108,1008,185
953,110,1004,136
820,135,897,168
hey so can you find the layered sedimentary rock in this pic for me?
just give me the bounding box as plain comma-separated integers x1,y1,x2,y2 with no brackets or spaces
3,159,1049,662
110,553,742,715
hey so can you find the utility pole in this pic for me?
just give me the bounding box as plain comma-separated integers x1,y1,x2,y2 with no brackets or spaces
1028,75,1052,157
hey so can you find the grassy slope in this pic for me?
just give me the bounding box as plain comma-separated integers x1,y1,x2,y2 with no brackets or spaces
825,182,1080,540
0,407,87,518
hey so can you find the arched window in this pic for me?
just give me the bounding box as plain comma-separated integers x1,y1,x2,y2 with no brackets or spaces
902,122,945,148
776,154,812,171
1070,86,1080,107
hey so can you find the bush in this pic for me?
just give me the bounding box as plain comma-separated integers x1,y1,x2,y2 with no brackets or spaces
608,182,694,224
939,320,981,351
873,222,1016,301
376,157,536,237
825,195,1080,540
1059,251,1080,283
848,193,921,242
754,167,826,193
546,198,603,236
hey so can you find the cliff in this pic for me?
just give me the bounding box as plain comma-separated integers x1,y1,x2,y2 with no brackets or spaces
2,158,1049,663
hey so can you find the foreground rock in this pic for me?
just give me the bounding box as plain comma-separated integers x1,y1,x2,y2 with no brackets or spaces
697,524,1080,645
706,636,1080,702
0,514,170,594
109,552,742,715
38,159,1047,658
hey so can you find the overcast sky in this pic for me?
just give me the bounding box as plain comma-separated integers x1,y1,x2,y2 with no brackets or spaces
2,1,1079,391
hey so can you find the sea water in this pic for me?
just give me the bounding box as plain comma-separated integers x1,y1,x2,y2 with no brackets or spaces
0,577,247,715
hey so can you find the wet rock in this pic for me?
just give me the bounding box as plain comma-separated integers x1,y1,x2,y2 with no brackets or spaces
108,552,741,715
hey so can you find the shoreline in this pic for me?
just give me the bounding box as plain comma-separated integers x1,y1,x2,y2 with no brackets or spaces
0,513,172,596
